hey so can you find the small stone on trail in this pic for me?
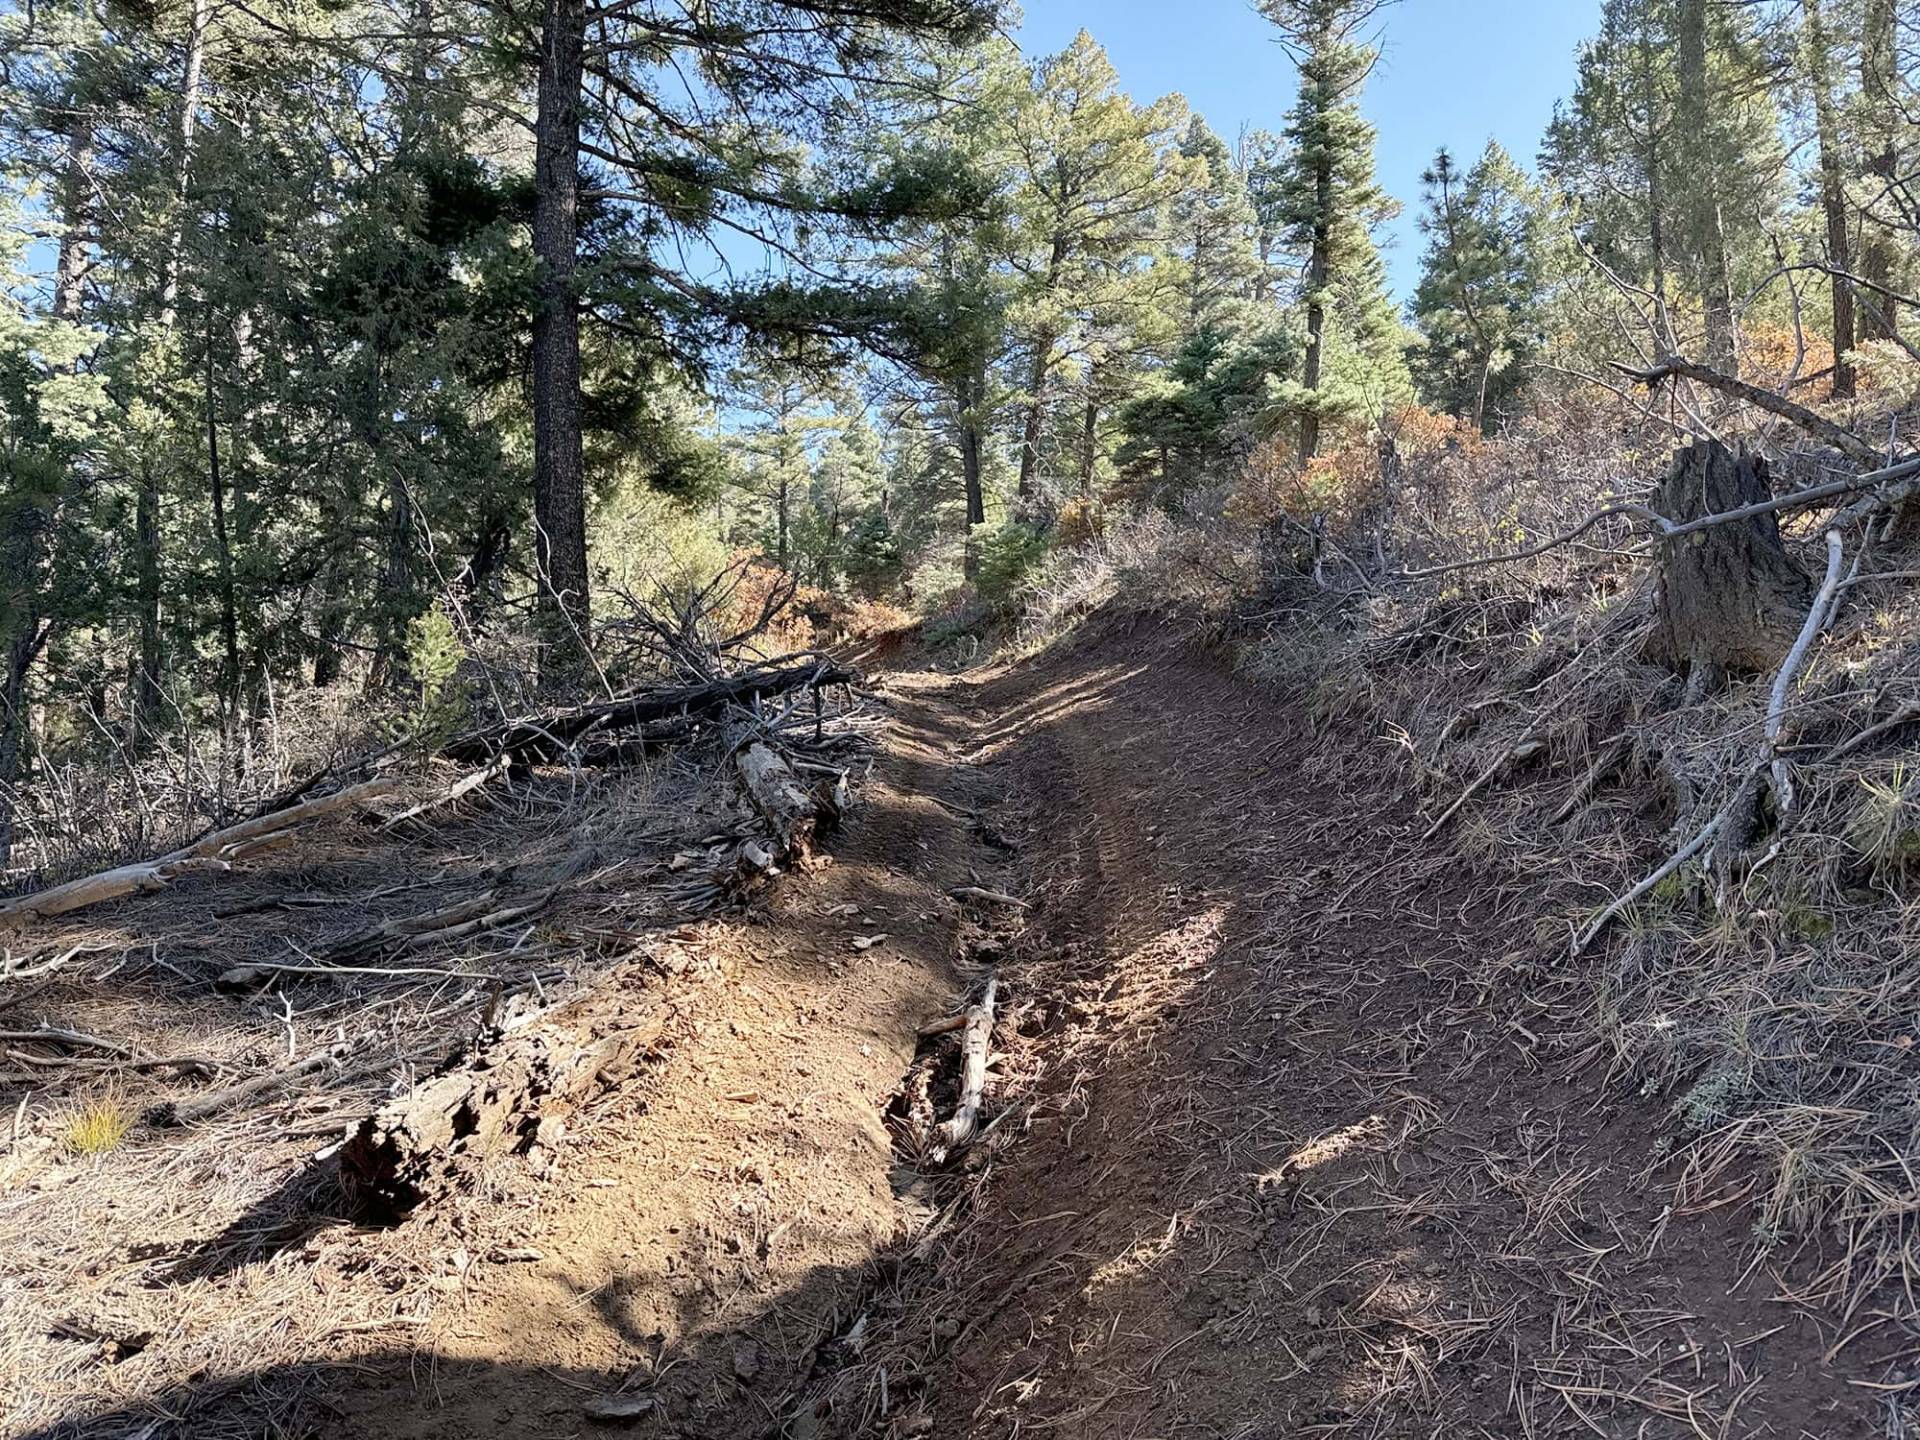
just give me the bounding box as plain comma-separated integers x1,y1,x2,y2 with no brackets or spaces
582,1392,656,1422
215,966,271,994
733,1339,761,1382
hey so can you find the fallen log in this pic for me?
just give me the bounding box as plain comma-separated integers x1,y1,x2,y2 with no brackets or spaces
442,662,852,764
931,976,998,1161
0,776,403,930
338,976,667,1216
737,743,820,857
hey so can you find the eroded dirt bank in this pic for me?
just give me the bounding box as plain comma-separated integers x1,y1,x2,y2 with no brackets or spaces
25,623,1894,1439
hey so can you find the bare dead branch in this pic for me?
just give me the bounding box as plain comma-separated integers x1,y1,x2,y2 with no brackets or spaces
1611,355,1884,464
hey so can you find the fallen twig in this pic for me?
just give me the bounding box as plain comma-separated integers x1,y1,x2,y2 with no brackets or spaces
931,977,998,1160
948,886,1028,910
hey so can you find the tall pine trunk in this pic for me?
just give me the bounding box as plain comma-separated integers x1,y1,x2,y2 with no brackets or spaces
1859,0,1902,344
1077,368,1102,495
205,325,241,740
1804,0,1857,398
1677,0,1737,371
1299,173,1330,465
136,0,211,723
0,92,93,866
531,0,590,683
1017,235,1068,501
958,364,987,579
1016,333,1054,503
1633,27,1671,331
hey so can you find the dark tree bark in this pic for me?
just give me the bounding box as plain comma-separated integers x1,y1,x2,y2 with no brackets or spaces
1017,233,1068,501
1299,156,1331,465
367,470,416,692
311,560,348,688
1017,327,1056,502
531,0,591,683
134,0,210,722
459,516,511,631
957,362,987,578
204,326,242,733
1647,441,1813,701
1859,0,1902,344
1804,0,1858,397
1,97,96,862
1077,376,1101,495
134,464,163,713
1641,36,1670,324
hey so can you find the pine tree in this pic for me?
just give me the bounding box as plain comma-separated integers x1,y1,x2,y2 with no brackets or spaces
1409,143,1552,433
1856,0,1910,343
1168,114,1264,338
1258,0,1407,462
1238,127,1295,308
1004,32,1186,503
1801,0,1858,396
507,0,996,676
1543,0,1784,370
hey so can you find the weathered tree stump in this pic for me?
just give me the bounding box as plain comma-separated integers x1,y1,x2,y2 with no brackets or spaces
1647,441,1813,702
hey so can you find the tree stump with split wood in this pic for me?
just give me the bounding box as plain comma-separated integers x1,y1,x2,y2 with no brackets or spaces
1647,441,1812,702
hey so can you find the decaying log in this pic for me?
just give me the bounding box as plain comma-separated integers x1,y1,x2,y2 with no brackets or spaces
736,743,820,857
339,977,667,1216
0,776,403,929
577,719,701,767
931,977,998,1161
442,662,852,764
1646,441,1814,701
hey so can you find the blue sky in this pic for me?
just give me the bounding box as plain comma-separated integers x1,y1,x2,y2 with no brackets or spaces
1010,0,1599,303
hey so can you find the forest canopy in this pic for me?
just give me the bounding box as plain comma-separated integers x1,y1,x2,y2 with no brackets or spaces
1,0,1914,868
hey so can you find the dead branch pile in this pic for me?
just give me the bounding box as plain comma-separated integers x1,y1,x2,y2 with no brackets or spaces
441,659,851,764
0,777,402,932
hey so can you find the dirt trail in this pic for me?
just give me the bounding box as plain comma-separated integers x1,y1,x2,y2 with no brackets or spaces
885,621,1880,1440
16,624,1893,1439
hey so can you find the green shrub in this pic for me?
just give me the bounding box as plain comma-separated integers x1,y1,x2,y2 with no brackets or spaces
974,521,1049,614
396,604,471,755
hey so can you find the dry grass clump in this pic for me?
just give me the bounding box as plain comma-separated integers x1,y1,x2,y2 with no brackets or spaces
62,1095,134,1156
1015,498,1262,655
